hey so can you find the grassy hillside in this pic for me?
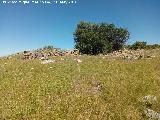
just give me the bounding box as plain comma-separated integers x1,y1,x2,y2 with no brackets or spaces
0,50,160,120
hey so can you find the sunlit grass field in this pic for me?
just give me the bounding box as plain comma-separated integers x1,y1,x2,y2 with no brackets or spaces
0,50,160,120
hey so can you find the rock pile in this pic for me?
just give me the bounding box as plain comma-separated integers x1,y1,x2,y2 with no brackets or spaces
20,49,79,60
12,48,157,60
142,95,160,120
105,49,152,60
144,108,160,120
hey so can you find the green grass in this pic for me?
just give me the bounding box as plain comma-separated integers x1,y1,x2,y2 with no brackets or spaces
0,51,160,120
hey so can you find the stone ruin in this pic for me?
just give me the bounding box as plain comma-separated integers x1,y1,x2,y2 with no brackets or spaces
20,49,79,60
5,48,157,60
105,49,154,60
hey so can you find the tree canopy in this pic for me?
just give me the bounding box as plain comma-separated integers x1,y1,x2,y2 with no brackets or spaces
74,21,130,55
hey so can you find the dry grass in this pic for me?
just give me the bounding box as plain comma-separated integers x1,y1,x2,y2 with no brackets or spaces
0,50,160,120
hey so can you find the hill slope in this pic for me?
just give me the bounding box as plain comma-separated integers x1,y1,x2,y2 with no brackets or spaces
0,50,160,119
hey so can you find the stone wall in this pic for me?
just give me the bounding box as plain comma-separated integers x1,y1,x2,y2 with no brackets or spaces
105,49,154,60
20,49,79,60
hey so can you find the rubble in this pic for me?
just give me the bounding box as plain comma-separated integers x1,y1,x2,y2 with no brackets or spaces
141,95,160,119
13,48,157,60
105,49,153,60
20,49,79,60
144,108,160,120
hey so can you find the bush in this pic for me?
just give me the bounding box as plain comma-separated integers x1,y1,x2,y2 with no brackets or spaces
74,21,130,55
127,41,160,50
145,44,160,49
130,41,147,50
43,45,54,50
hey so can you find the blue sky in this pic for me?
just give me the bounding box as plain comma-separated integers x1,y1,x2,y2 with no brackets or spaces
0,0,160,56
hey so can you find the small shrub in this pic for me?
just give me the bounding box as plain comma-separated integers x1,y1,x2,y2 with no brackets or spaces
130,41,147,50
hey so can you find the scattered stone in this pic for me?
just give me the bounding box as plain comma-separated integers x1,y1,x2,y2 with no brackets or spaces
144,108,160,120
91,81,102,93
41,59,55,64
142,95,159,119
60,58,64,61
40,56,49,60
73,79,102,96
77,59,82,63
74,58,82,63
143,95,157,104
105,49,152,60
